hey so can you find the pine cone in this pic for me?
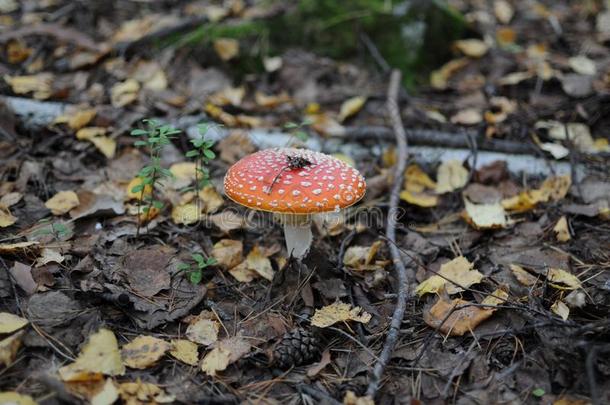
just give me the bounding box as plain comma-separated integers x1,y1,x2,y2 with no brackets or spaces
272,328,320,369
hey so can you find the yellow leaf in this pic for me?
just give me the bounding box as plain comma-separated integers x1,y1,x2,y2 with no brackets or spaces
119,379,175,405
209,86,245,106
450,108,483,125
494,0,514,23
212,239,243,269
343,391,375,405
125,177,152,201
169,162,197,188
76,127,106,140
415,256,484,296
171,203,201,225
400,190,438,207
169,339,199,366
463,199,508,230
59,329,125,382
4,73,53,99
254,91,290,108
0,206,17,227
436,160,468,193
430,58,469,90
35,247,65,267
332,153,356,168
424,295,497,336
199,186,224,214
111,79,140,108
0,312,29,334
91,379,120,405
45,190,80,215
553,216,571,242
228,261,257,283
338,96,367,122
208,210,245,232
76,127,116,159
0,241,39,254
547,268,581,290
54,108,97,130
7,40,32,64
0,392,36,405
481,288,509,306
551,300,569,320
213,38,239,61
502,175,571,212
204,103,237,127
509,264,538,286
454,39,489,58
311,301,372,328
121,336,170,369
244,245,274,281
200,337,251,376
497,71,533,86
0,330,24,367
496,27,516,46
186,319,219,346
343,241,383,271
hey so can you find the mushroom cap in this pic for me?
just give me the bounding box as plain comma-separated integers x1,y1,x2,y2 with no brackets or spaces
224,148,366,214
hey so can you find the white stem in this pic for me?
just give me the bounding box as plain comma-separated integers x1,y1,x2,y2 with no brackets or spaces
283,221,312,259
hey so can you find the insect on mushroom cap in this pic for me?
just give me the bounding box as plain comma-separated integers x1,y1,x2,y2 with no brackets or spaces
223,148,366,214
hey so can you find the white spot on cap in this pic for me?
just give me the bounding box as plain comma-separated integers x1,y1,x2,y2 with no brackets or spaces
301,181,312,187
312,189,322,195
292,190,301,196
278,189,285,195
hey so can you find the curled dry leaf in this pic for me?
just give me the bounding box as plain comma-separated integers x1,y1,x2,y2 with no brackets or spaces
54,108,96,130
430,58,469,90
338,96,366,122
568,56,596,76
436,160,469,193
454,39,489,58
502,175,571,212
209,210,245,233
59,328,125,381
400,164,438,207
553,216,571,242
509,264,538,286
415,256,484,296
0,330,24,367
343,391,375,405
547,268,581,290
200,337,251,376
119,379,175,404
171,203,200,225
169,339,199,366
463,198,508,230
0,241,40,255
0,312,29,334
199,186,224,214
343,240,384,271
76,127,116,159
125,177,152,201
111,79,140,108
311,301,372,328
186,318,219,346
0,205,17,227
121,335,170,369
213,38,239,61
229,245,274,282
212,239,243,269
10,261,36,294
45,190,80,215
4,73,53,99
551,300,569,320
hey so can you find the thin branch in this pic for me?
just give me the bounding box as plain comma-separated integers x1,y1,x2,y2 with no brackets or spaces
366,69,411,397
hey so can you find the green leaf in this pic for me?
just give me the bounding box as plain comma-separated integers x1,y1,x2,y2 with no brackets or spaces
130,129,148,136
203,149,216,159
295,131,308,141
531,388,545,398
177,263,191,271
185,150,199,158
152,200,164,209
133,140,148,147
192,253,205,265
284,122,299,129
206,257,218,266
139,166,153,176
131,184,144,193
204,140,215,148
142,206,150,213
159,168,174,178
142,177,154,185
188,270,203,285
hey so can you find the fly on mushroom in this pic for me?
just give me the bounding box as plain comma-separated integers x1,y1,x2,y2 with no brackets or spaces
224,148,366,258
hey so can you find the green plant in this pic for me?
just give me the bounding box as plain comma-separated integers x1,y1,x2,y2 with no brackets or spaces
178,253,217,284
32,218,69,241
284,118,312,145
130,119,181,236
185,123,217,215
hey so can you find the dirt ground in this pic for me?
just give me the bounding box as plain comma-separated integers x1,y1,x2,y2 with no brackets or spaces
0,1,609,404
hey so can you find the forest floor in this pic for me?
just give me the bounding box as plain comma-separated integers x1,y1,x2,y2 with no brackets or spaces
0,1,609,404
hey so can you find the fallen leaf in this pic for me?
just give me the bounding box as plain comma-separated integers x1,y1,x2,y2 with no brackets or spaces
76,127,116,159
45,190,80,215
569,56,596,76
133,60,167,91
125,177,152,201
209,86,245,106
123,248,171,297
0,330,24,366
496,27,516,46
59,328,125,381
111,79,140,108
9,261,37,294
502,175,571,212
0,192,22,208
415,256,484,296
254,91,291,108
54,108,96,130
547,268,581,290
263,56,282,72
0,312,29,334
0,205,17,227
436,160,469,193
343,241,384,271
311,301,372,328
91,379,119,405
244,245,274,281
119,379,175,405
213,38,239,61
0,0,19,13
343,391,375,405
509,264,538,286
171,203,201,225
0,241,40,255
307,349,331,377
536,121,596,153
565,290,586,309
338,96,366,122
4,73,53,99
199,186,224,214
451,108,483,125
463,199,508,230
400,164,438,207
121,335,170,369
539,142,569,159
209,210,245,233
497,71,533,86
494,0,514,23
200,336,251,376
212,239,243,269
430,58,469,90
0,392,36,405
551,300,569,320
454,39,489,58
228,261,258,282
553,216,571,242
186,318,219,346
169,339,199,366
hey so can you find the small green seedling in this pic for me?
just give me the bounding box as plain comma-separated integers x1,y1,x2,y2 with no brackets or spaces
32,218,69,241
185,123,217,215
178,253,217,284
130,119,181,236
284,118,312,144
531,388,545,398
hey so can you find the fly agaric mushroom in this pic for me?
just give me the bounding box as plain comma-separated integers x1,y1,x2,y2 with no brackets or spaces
224,148,366,258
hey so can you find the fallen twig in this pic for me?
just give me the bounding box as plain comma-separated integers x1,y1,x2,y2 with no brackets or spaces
366,69,411,397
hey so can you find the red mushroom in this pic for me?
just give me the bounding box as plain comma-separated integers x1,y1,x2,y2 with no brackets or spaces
224,148,366,258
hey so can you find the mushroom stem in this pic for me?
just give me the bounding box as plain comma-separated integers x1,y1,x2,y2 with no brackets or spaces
279,214,312,259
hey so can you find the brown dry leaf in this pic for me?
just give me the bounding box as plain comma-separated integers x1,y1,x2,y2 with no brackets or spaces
200,336,251,376
308,109,345,137
35,247,65,267
0,330,24,367
569,56,596,76
311,301,372,328
463,199,508,230
0,392,36,405
497,71,533,86
451,108,483,125
343,391,375,405
0,241,40,255
0,192,22,208
212,239,243,269
343,241,384,271
171,203,200,225
547,268,581,290
254,91,291,108
59,329,125,382
169,339,199,366
553,216,571,242
209,86,245,106
430,58,469,90
338,96,367,122
436,160,469,193
502,175,571,212
45,190,80,215
204,103,237,127
4,73,53,99
9,262,37,294
415,256,484,296
132,60,167,91
111,79,140,108
186,319,219,346
123,248,171,297
0,205,17,227
121,335,170,369
0,312,29,334
213,38,239,61
494,0,514,23
496,27,516,46
509,264,538,286
7,40,32,63
54,108,97,130
551,300,569,320
307,349,331,378
119,379,175,405
217,131,255,164
209,210,245,233
454,39,489,58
